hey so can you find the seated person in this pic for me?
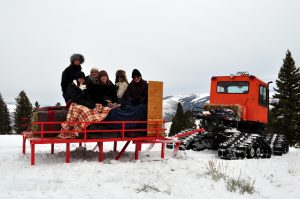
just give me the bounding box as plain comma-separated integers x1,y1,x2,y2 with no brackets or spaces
86,67,100,103
66,71,95,109
124,69,148,106
115,70,129,105
98,70,119,108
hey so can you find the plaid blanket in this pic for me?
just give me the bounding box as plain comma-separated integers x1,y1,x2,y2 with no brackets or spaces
59,103,111,138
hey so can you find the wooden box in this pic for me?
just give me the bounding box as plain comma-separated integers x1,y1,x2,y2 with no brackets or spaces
147,81,164,136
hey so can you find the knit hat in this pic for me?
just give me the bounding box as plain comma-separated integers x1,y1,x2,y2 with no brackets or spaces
90,67,99,73
70,54,85,64
132,69,142,78
75,71,85,79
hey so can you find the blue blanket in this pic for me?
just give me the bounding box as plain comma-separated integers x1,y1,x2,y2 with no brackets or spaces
87,104,147,138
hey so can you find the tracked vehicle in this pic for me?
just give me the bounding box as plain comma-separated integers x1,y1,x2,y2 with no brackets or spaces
181,72,289,159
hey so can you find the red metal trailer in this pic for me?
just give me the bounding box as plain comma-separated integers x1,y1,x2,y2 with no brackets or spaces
22,120,204,165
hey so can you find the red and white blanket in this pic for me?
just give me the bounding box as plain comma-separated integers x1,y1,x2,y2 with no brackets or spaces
59,103,111,138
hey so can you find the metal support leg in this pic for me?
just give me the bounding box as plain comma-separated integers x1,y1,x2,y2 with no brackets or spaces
161,143,165,159
31,143,35,166
51,144,54,154
113,141,117,152
98,142,103,162
174,142,180,157
66,143,70,163
79,142,82,147
22,136,26,154
115,141,130,160
135,143,142,160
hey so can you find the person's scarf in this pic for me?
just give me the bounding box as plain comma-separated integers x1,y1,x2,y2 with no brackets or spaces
73,80,87,90
88,75,100,85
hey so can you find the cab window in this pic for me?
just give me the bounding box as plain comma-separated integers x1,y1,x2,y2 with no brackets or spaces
217,81,249,94
259,85,267,106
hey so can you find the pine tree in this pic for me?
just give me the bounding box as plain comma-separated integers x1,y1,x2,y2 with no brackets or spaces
271,50,300,145
184,110,196,130
266,110,276,134
13,91,33,134
0,93,12,134
169,103,185,136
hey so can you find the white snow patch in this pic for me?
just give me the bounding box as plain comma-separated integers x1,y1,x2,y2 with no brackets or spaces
0,135,300,199
191,93,209,103
6,103,16,113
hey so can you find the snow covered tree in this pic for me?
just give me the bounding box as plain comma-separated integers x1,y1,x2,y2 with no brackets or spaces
13,91,32,134
271,50,300,145
0,93,12,134
169,103,185,136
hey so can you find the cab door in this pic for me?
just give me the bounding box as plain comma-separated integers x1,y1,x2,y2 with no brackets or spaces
257,85,268,123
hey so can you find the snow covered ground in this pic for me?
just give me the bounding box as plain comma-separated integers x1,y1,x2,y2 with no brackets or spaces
1,135,300,199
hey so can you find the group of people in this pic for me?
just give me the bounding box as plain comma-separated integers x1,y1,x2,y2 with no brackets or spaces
61,53,148,109
59,53,148,138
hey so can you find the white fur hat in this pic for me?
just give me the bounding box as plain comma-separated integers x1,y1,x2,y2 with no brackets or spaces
90,67,100,73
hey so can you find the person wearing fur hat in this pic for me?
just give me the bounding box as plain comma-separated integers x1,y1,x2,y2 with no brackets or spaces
86,67,100,103
66,71,95,109
98,70,118,107
115,70,129,105
61,53,85,103
124,69,148,106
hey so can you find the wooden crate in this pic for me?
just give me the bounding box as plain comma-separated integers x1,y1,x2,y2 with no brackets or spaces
147,81,164,136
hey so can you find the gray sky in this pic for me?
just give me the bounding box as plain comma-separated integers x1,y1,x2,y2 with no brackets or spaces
1,0,300,105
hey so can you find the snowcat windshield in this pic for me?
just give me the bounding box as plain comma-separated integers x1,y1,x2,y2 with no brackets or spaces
217,81,249,94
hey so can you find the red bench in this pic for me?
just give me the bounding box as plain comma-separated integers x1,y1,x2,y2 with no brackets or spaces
22,120,204,165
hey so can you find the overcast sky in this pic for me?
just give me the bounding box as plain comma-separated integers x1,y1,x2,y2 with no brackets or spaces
1,0,299,105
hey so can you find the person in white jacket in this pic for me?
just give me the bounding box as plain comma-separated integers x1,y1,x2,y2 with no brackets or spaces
115,70,129,105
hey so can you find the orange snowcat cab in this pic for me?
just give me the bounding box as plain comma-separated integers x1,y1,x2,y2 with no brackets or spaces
209,72,270,125
188,72,289,159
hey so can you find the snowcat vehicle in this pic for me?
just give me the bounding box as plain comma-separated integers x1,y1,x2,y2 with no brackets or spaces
181,72,289,159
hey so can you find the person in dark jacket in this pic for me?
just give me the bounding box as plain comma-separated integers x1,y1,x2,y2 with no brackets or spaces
61,54,85,103
98,70,118,107
124,69,148,106
67,71,95,109
86,67,100,103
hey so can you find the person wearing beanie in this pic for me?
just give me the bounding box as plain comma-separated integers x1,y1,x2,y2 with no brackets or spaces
131,69,142,78
115,70,129,105
66,71,96,109
61,53,85,103
75,71,86,79
124,69,148,106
